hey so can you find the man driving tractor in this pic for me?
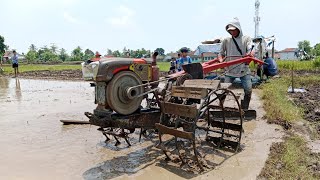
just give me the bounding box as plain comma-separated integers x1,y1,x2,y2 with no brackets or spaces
219,18,254,110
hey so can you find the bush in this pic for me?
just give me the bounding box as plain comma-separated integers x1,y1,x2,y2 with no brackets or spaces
313,57,320,68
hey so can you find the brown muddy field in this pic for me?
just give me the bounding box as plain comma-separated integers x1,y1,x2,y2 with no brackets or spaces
0,77,282,179
1,70,169,81
290,84,320,153
291,84,320,123
2,70,84,81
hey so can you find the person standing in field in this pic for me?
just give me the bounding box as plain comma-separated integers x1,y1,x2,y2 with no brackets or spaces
11,50,19,77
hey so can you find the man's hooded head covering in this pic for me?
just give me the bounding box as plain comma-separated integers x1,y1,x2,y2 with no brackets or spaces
225,17,243,37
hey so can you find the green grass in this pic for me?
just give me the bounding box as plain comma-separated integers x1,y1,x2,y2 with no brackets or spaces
276,58,320,71
261,77,303,124
260,75,320,179
157,62,170,72
1,64,81,75
259,135,320,179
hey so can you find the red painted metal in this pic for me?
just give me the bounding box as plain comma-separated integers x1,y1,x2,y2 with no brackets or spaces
112,66,129,74
169,56,264,78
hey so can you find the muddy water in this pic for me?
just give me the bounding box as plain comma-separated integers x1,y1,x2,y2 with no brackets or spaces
0,78,283,180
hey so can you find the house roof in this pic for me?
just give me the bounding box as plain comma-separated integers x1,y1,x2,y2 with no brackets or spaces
279,48,298,53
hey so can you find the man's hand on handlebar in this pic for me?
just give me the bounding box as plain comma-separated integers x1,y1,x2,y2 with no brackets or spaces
218,55,224,63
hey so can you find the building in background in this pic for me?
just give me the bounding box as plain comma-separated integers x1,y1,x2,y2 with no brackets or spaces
278,48,299,60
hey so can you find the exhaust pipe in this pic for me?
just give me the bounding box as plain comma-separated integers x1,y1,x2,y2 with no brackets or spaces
152,51,158,66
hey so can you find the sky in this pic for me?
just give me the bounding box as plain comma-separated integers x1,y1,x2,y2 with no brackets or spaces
0,0,319,54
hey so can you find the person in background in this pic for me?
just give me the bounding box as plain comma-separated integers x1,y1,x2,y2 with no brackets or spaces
257,51,278,79
218,18,254,110
11,50,19,77
95,51,101,58
176,48,192,72
175,53,181,70
169,57,176,74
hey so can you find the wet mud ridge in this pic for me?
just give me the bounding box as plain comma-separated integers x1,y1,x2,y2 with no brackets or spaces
2,70,83,81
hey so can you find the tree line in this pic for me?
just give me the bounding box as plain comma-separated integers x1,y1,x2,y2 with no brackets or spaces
25,45,167,63
298,40,320,56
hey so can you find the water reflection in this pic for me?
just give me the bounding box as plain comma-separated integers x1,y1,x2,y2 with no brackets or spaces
15,78,22,102
0,77,10,99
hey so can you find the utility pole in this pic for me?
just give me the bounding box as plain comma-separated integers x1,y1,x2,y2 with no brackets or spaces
254,0,260,38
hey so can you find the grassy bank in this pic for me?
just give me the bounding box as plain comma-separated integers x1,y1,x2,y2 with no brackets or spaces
259,135,319,179
260,78,303,126
259,76,320,179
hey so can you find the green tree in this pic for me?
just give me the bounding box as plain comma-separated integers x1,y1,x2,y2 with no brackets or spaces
71,46,84,61
37,45,59,62
84,48,94,60
26,50,38,63
29,44,37,51
107,49,113,55
155,48,165,55
112,50,121,57
298,40,312,54
50,43,58,54
0,35,6,55
312,43,320,56
59,48,69,61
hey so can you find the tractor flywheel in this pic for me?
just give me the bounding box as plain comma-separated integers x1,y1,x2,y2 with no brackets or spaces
107,71,143,115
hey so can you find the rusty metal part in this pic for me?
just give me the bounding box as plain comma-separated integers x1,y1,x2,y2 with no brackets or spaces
176,74,192,86
106,71,143,115
210,109,256,120
98,128,132,146
155,123,194,140
204,89,243,152
85,109,161,129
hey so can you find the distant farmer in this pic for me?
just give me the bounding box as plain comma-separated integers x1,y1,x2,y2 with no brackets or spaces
11,50,19,77
257,52,278,79
95,51,101,58
169,57,176,74
176,48,192,72
219,18,254,110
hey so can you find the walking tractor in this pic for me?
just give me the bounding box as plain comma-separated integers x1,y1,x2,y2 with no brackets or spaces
82,52,264,170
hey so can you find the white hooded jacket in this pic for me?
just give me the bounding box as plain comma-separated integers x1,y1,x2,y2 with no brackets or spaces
220,18,253,77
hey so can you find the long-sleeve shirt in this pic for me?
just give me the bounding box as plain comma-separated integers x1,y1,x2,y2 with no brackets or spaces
220,18,252,78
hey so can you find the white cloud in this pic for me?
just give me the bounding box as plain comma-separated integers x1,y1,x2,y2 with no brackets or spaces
106,5,135,27
63,12,81,24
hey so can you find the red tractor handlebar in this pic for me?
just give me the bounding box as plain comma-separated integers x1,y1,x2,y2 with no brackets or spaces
168,56,265,78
